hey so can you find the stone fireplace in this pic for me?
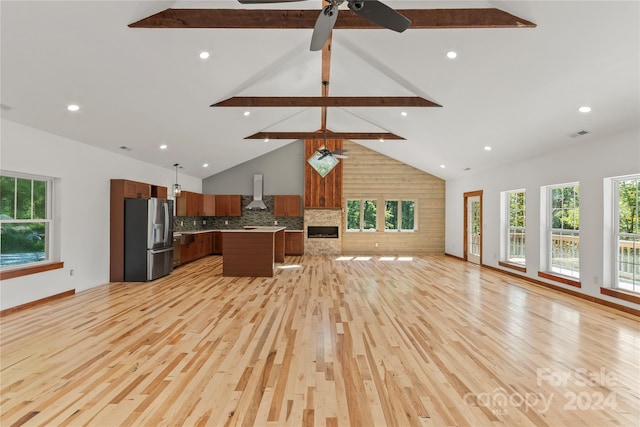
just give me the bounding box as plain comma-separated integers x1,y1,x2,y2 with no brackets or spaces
304,209,342,254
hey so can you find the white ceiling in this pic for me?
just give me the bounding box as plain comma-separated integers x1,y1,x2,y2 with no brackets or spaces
1,1,638,180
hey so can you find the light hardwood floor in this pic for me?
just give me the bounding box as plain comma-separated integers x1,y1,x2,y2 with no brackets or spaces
1,255,638,427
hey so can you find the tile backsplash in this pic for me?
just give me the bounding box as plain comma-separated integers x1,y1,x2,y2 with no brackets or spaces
173,195,303,232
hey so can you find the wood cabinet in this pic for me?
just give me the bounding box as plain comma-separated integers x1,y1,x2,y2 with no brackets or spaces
202,194,216,216
284,231,304,255
274,195,301,217
180,232,214,264
177,191,203,216
212,231,223,255
152,185,168,198
109,179,156,282
215,195,242,216
119,179,151,199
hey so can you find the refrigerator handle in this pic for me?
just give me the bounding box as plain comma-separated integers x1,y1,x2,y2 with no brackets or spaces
164,202,170,244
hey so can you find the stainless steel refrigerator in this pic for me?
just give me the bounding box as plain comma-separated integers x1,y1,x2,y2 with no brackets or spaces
124,198,174,281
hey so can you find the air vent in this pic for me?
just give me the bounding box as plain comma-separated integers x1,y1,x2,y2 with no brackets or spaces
570,130,589,138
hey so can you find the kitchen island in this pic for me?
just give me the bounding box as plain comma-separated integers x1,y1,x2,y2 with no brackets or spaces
220,227,286,277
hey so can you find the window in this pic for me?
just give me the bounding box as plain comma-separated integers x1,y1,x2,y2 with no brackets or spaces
545,183,580,278
613,175,639,292
503,190,526,265
384,200,416,231
1,172,53,269
346,199,377,231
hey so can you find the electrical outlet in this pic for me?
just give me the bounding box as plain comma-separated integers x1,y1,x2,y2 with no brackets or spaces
224,220,228,225
375,242,379,247
274,220,278,225
70,269,75,276
203,220,207,225
180,221,184,226
193,220,196,226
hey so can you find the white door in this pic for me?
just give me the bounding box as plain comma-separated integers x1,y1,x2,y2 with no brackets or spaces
466,195,481,264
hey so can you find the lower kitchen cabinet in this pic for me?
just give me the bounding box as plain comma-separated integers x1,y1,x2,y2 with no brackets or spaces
180,232,215,264
284,231,304,255
212,231,223,255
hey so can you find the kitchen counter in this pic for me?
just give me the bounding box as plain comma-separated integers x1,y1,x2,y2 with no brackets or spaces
220,227,286,277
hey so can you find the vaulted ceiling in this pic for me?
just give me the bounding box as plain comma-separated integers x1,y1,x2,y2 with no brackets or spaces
1,1,638,180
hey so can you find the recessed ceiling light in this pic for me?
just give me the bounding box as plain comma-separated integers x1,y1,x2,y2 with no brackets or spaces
578,106,591,113
203,163,209,168
243,111,251,116
446,51,457,59
401,111,408,117
440,164,446,168
67,104,80,112
159,144,167,150
484,146,492,151
199,51,210,59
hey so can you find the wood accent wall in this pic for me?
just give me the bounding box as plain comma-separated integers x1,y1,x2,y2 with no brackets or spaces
304,139,343,209
342,141,445,254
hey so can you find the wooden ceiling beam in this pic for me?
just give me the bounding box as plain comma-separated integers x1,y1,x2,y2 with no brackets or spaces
212,96,441,108
245,131,404,140
321,34,332,130
129,8,536,29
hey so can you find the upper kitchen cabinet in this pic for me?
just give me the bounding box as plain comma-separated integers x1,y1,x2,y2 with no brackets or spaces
151,185,168,199
114,179,151,199
215,195,242,216
274,195,301,217
202,194,216,216
177,191,203,216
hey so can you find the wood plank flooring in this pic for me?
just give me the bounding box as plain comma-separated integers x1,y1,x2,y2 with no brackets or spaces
1,255,639,426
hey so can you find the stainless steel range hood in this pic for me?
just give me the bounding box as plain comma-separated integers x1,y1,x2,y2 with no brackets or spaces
245,174,268,210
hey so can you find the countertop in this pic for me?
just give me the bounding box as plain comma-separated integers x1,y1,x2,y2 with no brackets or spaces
175,228,302,237
221,226,287,233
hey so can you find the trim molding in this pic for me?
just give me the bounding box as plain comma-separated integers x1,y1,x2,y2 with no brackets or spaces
538,271,581,288
600,287,640,305
498,261,526,273
0,289,75,317
0,262,64,281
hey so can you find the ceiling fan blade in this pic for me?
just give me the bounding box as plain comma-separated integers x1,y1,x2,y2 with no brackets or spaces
349,0,411,33
310,5,339,51
238,0,308,3
333,154,348,159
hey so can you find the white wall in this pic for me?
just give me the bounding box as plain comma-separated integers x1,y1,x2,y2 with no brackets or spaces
445,126,640,310
0,119,202,310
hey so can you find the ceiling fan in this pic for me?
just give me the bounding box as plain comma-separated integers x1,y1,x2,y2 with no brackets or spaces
315,147,348,159
238,0,411,51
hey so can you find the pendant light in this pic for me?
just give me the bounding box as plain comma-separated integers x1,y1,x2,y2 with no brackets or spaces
173,163,182,198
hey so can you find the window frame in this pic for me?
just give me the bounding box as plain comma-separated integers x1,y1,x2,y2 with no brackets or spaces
346,199,377,232
544,182,580,279
611,174,639,293
384,199,417,232
1,171,55,272
502,190,526,267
